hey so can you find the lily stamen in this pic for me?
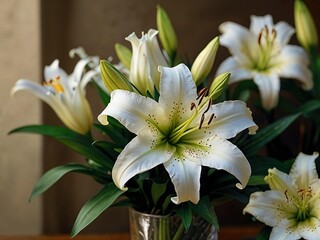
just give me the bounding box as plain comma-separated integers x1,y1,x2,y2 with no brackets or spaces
199,113,205,129
190,102,196,111
208,113,215,125
203,99,212,114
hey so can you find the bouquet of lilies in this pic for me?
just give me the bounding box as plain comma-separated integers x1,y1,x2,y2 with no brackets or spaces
9,1,320,239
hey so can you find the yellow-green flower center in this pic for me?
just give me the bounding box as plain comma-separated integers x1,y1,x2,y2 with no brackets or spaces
254,26,279,72
285,188,313,222
43,76,64,94
168,88,214,145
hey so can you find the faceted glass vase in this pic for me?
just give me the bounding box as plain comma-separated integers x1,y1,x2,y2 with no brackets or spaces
129,208,218,240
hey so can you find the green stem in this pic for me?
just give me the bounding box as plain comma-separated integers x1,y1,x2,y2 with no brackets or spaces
172,223,184,240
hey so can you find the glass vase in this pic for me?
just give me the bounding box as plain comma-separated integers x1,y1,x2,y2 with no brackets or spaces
129,208,218,240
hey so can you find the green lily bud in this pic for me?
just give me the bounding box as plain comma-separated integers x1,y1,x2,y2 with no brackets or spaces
100,60,133,92
115,43,132,70
191,37,219,86
209,72,230,100
294,0,318,52
156,5,178,60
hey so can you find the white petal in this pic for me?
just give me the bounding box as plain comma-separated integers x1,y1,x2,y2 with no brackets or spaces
200,137,251,189
289,152,319,189
98,90,161,132
112,135,175,190
69,87,93,133
269,226,301,240
278,45,310,65
125,32,140,49
243,190,297,227
274,22,295,46
11,79,49,100
216,57,253,83
250,15,274,35
164,155,201,204
158,64,198,124
253,73,280,111
299,218,320,240
275,46,313,90
219,22,254,64
207,100,257,138
44,60,68,84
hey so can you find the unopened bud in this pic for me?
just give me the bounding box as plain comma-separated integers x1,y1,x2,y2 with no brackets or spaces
115,43,132,70
100,60,133,92
209,72,230,100
191,37,219,86
156,5,178,60
294,0,318,51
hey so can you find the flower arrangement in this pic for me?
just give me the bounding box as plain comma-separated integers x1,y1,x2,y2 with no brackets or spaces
9,1,320,239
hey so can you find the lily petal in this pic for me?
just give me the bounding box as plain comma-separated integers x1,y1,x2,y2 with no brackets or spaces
289,152,319,189
270,225,301,240
253,73,280,111
164,154,201,204
207,100,257,137
216,57,253,83
298,217,320,240
200,137,251,189
219,22,254,64
158,64,198,124
274,22,295,46
112,135,175,190
98,90,162,132
243,190,297,227
250,15,273,35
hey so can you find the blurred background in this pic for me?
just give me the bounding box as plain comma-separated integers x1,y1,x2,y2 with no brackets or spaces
1,0,319,235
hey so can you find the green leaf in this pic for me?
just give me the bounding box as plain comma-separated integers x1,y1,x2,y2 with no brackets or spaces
71,183,124,237
30,163,92,201
9,125,113,170
247,175,267,186
298,99,320,116
256,225,272,240
92,80,110,106
151,181,167,206
191,197,219,229
240,113,300,156
175,203,193,230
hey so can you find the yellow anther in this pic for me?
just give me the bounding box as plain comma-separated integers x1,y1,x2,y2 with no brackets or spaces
49,76,64,93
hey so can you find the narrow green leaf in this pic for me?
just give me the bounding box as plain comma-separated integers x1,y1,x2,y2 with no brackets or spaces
71,183,124,237
240,113,300,156
175,203,192,230
151,182,167,206
247,175,267,186
256,226,272,240
92,80,110,106
9,125,113,170
191,197,219,229
30,163,92,201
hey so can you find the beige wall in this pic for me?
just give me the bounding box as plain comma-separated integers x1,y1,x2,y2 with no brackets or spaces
0,0,42,235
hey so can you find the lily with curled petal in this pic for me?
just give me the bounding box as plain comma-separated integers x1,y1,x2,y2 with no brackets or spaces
216,15,313,110
11,59,97,134
98,64,257,204
126,29,168,96
244,152,320,240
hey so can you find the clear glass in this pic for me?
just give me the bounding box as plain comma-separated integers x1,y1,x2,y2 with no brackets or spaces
129,208,218,240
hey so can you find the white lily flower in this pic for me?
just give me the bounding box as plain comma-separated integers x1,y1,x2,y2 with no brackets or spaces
11,59,96,134
244,152,320,240
98,64,257,204
126,29,168,96
217,15,313,110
